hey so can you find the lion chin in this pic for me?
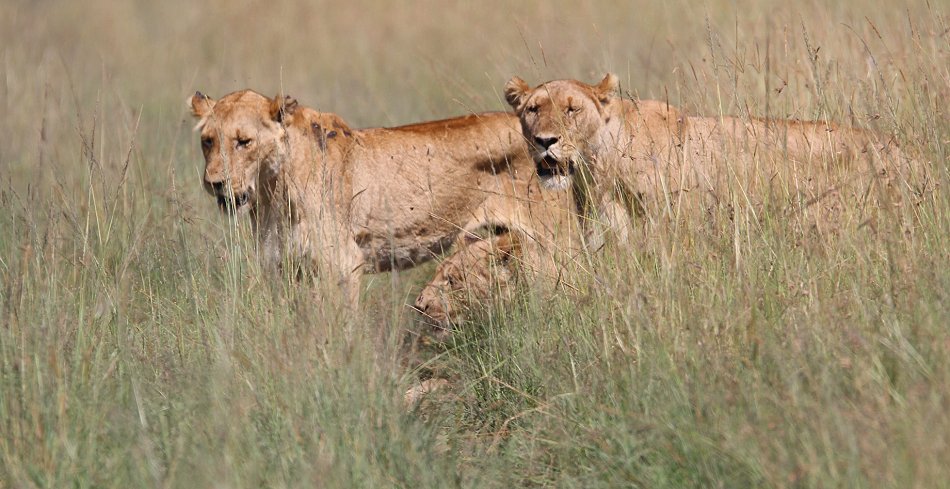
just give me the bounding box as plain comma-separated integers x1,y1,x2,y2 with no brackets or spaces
539,174,573,191
535,153,576,191
216,191,254,215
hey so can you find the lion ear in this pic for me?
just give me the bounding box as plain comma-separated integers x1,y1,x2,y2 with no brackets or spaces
270,94,299,124
188,91,215,118
461,233,482,245
594,73,620,104
494,232,521,263
327,113,353,137
504,76,531,110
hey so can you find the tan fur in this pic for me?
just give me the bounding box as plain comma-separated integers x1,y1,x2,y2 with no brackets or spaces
412,180,585,329
413,231,521,336
505,74,915,244
189,89,576,308
189,90,362,304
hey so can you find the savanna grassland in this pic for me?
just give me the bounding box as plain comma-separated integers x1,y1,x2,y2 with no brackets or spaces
1,1,948,487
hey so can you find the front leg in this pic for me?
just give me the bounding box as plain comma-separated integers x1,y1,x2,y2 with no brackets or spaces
293,220,365,310
310,235,364,309
337,238,365,309
583,192,634,251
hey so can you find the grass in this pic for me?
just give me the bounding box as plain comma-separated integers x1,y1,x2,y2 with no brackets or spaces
0,0,948,487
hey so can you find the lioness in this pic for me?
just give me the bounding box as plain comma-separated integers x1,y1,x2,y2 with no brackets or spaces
413,202,579,331
413,228,522,337
189,89,573,305
504,74,912,244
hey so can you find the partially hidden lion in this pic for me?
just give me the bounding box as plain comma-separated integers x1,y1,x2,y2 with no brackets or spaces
411,204,585,333
413,228,522,337
188,90,575,307
504,74,919,245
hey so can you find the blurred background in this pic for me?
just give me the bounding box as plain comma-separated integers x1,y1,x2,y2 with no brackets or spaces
3,0,944,195
0,1,947,487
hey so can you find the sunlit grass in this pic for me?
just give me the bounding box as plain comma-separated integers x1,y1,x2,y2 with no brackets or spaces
0,0,947,487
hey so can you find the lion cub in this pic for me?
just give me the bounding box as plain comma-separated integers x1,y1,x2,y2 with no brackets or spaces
413,229,522,338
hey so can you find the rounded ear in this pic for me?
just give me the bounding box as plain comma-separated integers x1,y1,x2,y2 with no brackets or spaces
188,91,215,118
494,232,521,263
593,73,620,104
270,94,299,124
326,113,352,138
461,232,482,245
504,76,531,110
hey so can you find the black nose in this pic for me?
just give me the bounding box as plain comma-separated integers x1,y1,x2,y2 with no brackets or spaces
535,136,558,150
210,181,225,194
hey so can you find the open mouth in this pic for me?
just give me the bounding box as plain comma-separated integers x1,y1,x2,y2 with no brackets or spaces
216,191,251,214
535,155,574,178
410,303,455,341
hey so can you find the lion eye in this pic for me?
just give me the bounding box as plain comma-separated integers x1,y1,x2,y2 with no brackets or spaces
236,137,252,148
566,106,580,115
526,105,539,114
201,137,213,149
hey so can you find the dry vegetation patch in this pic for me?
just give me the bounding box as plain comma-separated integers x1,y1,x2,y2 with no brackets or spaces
0,1,947,487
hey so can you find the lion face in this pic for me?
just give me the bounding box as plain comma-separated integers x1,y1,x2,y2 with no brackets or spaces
505,74,620,190
188,90,296,214
413,232,520,339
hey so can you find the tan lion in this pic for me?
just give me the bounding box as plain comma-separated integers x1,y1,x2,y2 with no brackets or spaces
504,74,915,244
413,227,523,335
189,89,574,307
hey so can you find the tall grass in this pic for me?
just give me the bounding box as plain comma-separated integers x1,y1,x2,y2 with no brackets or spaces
0,0,947,487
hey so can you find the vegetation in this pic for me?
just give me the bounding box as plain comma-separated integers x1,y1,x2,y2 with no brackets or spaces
0,0,947,487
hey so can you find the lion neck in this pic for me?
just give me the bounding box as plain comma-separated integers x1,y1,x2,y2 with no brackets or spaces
254,124,354,230
566,97,646,241
251,130,305,232
573,97,638,206
587,98,638,176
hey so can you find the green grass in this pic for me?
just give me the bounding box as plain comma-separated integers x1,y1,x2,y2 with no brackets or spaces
1,0,948,487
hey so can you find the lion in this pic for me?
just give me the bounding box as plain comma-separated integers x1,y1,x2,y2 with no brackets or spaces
188,89,575,307
413,227,522,336
412,195,582,332
504,74,916,244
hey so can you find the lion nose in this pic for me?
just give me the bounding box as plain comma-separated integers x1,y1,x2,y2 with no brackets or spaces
413,297,429,314
534,136,558,150
209,181,225,195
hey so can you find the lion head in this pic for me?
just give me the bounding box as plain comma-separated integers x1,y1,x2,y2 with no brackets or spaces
413,230,521,339
289,106,353,157
188,90,298,214
504,74,621,190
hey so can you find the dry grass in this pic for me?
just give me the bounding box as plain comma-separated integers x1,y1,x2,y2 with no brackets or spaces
0,0,947,487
